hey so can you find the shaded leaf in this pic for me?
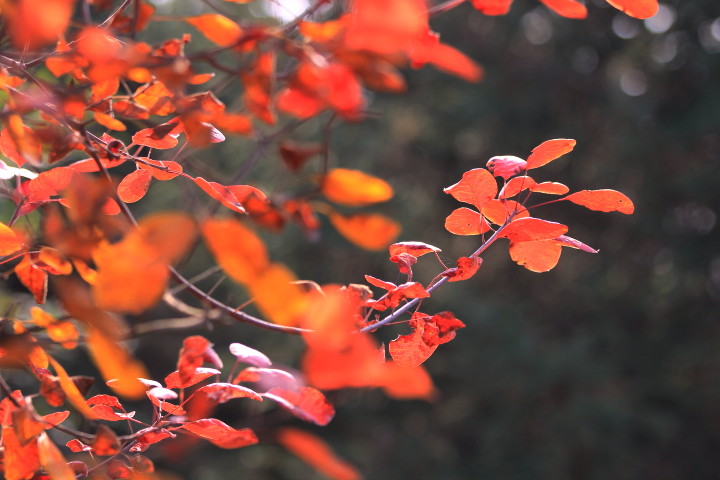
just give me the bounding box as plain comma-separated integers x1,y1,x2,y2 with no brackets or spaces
278,428,361,480
229,342,272,368
263,387,334,426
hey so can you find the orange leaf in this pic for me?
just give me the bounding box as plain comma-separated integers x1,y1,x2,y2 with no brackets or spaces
94,112,126,131
508,240,563,272
499,217,568,242
2,426,41,480
86,327,149,399
202,217,268,284
137,212,196,264
605,0,658,19
526,138,576,169
421,41,483,83
47,356,97,419
321,168,394,206
499,176,536,199
117,169,153,203
38,432,76,480
91,424,121,455
0,222,22,255
165,367,220,389
186,14,243,47
564,189,635,214
444,168,498,210
539,0,587,18
481,199,529,225
277,428,361,480
263,387,335,426
247,263,309,327
196,382,263,404
131,121,182,149
329,213,400,250
444,207,492,235
5,116,42,166
345,0,427,57
137,158,183,180
530,181,569,195
15,256,48,304
4,0,75,48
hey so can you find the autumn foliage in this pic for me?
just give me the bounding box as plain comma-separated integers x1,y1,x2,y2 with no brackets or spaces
0,0,647,479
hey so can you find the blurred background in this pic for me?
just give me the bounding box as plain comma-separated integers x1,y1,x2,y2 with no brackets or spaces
4,0,720,479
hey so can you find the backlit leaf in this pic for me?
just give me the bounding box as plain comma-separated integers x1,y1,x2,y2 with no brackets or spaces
86,327,149,399
389,322,438,367
248,263,309,327
539,0,588,18
15,256,48,304
526,138,576,169
471,0,514,15
481,199,529,225
0,222,22,255
329,213,401,251
445,207,492,235
181,419,258,449
486,155,527,180
444,168,498,210
47,356,97,419
499,217,568,242
263,387,334,426
186,14,243,47
530,181,569,195
165,367,221,389
508,240,563,272
278,428,361,480
441,256,483,282
321,169,393,206
229,342,272,368
195,382,263,403
194,177,246,213
117,169,153,203
564,189,635,214
388,241,442,257
202,217,268,284
605,0,658,19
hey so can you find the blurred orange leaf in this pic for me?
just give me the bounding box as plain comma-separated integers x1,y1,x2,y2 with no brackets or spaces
0,222,22,255
329,213,400,251
321,169,393,206
263,387,334,426
277,428,361,480
86,327,149,399
247,263,309,327
539,0,588,18
202,217,268,284
186,14,243,47
47,356,97,419
38,432,75,480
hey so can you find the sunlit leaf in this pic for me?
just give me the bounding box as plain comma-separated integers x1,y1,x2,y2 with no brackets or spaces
321,169,394,207
445,207,492,235
186,14,243,47
195,382,263,403
263,387,334,426
86,327,149,400
202,217,268,284
526,138,576,169
181,419,259,449
0,222,22,255
470,0,514,15
486,155,527,180
564,189,635,214
539,0,588,18
530,181,569,195
47,356,97,419
444,168,498,210
441,256,483,282
605,0,658,19
481,199,529,225
499,217,568,242
165,367,221,389
329,213,401,251
117,169,153,203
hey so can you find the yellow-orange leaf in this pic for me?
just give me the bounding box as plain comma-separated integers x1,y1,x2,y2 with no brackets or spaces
0,222,22,255
321,169,394,207
186,14,243,47
94,112,126,131
38,432,75,480
138,212,197,264
47,356,97,419
247,263,308,327
86,327,149,399
277,428,361,480
202,217,268,284
329,213,401,251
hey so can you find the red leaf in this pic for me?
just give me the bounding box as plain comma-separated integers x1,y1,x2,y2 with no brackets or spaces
371,282,430,311
137,158,183,181
165,367,220,389
181,419,258,449
481,199,529,225
117,169,152,203
66,438,92,453
526,138,576,169
508,240,563,272
470,0,514,15
499,217,568,242
329,213,401,251
564,189,635,214
605,0,658,19
186,14,243,47
15,255,48,304
263,387,335,426
555,234,599,253
388,241,441,258
177,336,212,385
194,177,246,214
426,311,466,345
390,252,417,275
229,343,272,368
277,428,361,480
364,275,397,291
0,222,22,255
499,176,536,199
130,427,175,453
443,168,497,210
441,256,483,282
92,424,121,456
539,0,588,18
131,121,182,149
195,382,263,403
486,155,527,180
41,411,69,428
530,181,569,195
90,405,135,421
389,322,438,367
445,207,492,235
86,394,124,410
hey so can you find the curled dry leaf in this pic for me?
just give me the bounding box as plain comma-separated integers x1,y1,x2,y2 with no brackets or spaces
486,155,527,180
